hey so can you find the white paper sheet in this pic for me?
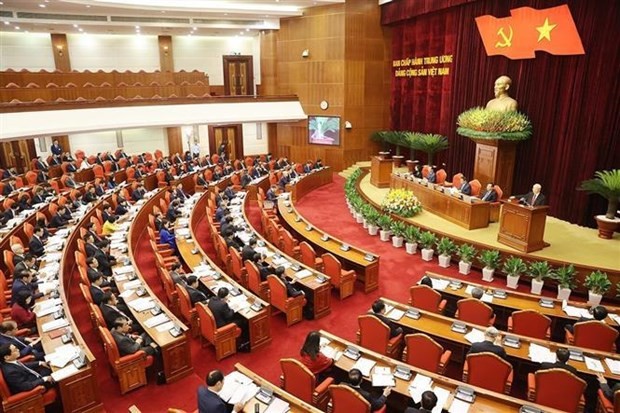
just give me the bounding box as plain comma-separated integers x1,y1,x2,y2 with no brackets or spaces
584,356,605,373
145,314,170,328
42,318,69,332
605,358,620,375
409,374,433,403
449,399,471,413
432,387,451,413
528,343,556,363
463,329,485,344
387,309,405,321
51,364,79,381
351,357,376,377
263,397,291,413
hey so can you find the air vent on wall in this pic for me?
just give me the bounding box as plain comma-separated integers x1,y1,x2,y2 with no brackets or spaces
0,11,13,18
16,12,107,21
192,18,265,25
110,16,189,24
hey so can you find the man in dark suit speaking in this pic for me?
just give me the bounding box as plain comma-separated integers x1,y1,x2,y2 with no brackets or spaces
519,183,546,206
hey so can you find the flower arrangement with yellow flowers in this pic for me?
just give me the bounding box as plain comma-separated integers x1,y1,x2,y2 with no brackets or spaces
382,188,422,218
456,107,532,141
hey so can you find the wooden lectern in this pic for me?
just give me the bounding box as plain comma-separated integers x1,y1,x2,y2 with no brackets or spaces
370,156,393,188
497,201,549,252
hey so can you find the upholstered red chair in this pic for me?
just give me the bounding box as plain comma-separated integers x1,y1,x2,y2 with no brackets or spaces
436,169,447,185
508,310,551,340
24,171,38,186
528,369,586,413
195,302,240,361
469,179,482,196
267,275,306,326
80,283,93,304
422,165,430,178
596,388,619,413
463,352,513,394
175,284,199,338
356,315,403,359
456,298,496,326
0,366,57,413
98,326,152,395
322,253,356,300
489,184,504,222
280,229,300,259
0,270,13,296
299,241,324,271
9,236,25,251
409,285,447,314
88,302,105,330
93,164,104,180
156,171,167,188
565,321,618,352
75,250,87,269
229,247,247,287
280,358,333,410
329,384,386,413
402,333,451,375
450,173,463,188
3,251,16,275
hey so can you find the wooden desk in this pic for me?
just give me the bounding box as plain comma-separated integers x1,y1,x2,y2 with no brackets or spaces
177,191,272,351
74,168,95,183
285,167,332,203
426,272,620,337
391,174,490,230
240,193,332,320
380,297,620,380
128,189,194,383
246,175,270,203
233,363,323,413
277,198,379,293
319,330,565,413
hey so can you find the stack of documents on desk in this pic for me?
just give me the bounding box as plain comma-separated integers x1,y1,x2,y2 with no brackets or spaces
228,295,250,313
110,231,127,242
219,372,256,403
39,262,60,277
38,280,59,295
45,344,80,368
430,278,450,290
464,329,485,344
177,217,190,227
193,265,216,277
264,398,290,413
145,313,170,328
43,252,62,262
352,357,376,377
272,256,290,267
236,231,252,245
294,269,313,280
42,318,69,332
51,364,79,382
175,228,190,237
127,297,155,312
409,374,433,403
605,358,620,375
585,356,605,373
449,399,471,413
117,222,131,231
529,343,556,363
35,302,62,317
113,265,134,276
123,279,142,290
372,366,395,387
254,247,273,257
562,301,594,319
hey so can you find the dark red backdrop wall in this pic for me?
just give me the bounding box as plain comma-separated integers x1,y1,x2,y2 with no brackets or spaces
382,0,620,227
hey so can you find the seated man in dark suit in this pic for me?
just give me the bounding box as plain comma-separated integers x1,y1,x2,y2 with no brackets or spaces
346,368,391,412
28,226,46,258
2,203,19,224
110,317,158,357
240,171,252,189
276,266,304,298
564,305,608,333
197,370,245,413
371,299,403,338
0,321,44,361
89,273,107,306
3,178,17,196
459,176,472,195
83,186,98,204
405,390,438,413
93,240,117,277
184,276,208,306
207,287,235,328
87,257,112,288
266,185,278,202
426,166,437,183
241,238,258,262
100,292,134,329
166,199,182,223
35,157,49,172
539,348,578,375
2,168,18,179
468,326,506,359
480,182,497,202
49,207,69,228
223,184,235,200
131,183,147,202
0,343,53,395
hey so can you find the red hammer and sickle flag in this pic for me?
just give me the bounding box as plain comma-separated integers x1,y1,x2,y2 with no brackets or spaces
475,4,585,60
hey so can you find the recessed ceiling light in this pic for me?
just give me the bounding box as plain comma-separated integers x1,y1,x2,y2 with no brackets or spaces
86,4,90,7
193,27,197,30
14,26,20,30
246,28,249,32
24,30,29,33
135,25,140,29
79,28,83,32
73,24,78,28
3,21,9,25
39,4,46,7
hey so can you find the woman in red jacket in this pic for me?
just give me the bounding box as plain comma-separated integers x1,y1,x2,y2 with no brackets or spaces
300,331,333,377
11,290,36,330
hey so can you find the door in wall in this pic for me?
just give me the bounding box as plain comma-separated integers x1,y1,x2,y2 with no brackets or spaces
223,55,254,96
208,125,243,161
0,139,36,173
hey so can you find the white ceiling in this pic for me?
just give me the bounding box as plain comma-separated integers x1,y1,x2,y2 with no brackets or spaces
0,0,345,37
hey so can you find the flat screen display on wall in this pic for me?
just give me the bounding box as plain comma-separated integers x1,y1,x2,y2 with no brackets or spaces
308,116,340,146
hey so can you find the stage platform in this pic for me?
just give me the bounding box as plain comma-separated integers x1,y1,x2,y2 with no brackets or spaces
359,172,620,273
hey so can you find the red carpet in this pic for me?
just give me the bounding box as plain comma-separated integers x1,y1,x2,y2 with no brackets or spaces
67,174,555,411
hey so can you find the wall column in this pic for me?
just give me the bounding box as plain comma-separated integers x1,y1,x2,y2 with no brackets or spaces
158,35,174,72
51,33,71,72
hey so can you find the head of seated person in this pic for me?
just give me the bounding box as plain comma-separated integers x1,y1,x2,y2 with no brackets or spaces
484,326,499,343
419,275,433,288
471,287,484,300
217,287,229,300
371,299,386,315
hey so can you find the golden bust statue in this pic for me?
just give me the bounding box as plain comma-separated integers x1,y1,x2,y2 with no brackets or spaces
486,75,518,112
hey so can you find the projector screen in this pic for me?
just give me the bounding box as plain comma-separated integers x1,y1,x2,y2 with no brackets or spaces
308,115,340,146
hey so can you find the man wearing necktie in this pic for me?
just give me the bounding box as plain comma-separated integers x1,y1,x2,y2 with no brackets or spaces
519,183,547,207
0,343,53,394
0,321,44,361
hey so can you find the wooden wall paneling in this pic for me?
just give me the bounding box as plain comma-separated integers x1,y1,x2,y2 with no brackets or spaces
158,36,174,72
50,33,71,72
259,31,278,96
166,127,183,156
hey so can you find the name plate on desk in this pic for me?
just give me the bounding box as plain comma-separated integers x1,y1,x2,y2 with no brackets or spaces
449,280,462,289
343,346,361,360
455,386,476,403
520,406,543,413
321,234,330,242
493,289,507,299
539,298,555,308
363,254,376,262
255,388,274,405
503,335,521,348
169,326,182,337
569,349,584,361
250,302,263,312
451,322,467,333
315,275,327,283
340,244,351,252
305,224,313,231
405,309,421,320
394,365,412,381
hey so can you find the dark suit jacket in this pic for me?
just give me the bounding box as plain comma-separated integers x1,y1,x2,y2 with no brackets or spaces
0,361,47,394
468,340,507,359
197,386,228,413
0,334,42,360
539,361,578,376
207,297,235,328
49,214,68,228
51,144,63,155
93,249,115,277
101,304,132,328
32,194,45,205
521,191,546,206
481,189,497,202
404,408,433,413
111,331,144,356
85,243,98,258
373,313,402,338
90,285,105,305
283,278,303,298
185,285,207,306
28,236,45,257
460,182,472,196
241,246,257,262
83,192,98,203
346,384,386,412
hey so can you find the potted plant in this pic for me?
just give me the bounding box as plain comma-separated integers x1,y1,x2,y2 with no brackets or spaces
377,214,393,242
584,270,611,306
419,231,437,261
390,220,408,248
578,170,620,239
404,225,421,254
456,244,477,275
553,264,578,301
527,261,554,295
502,256,527,289
435,237,456,268
360,204,372,229
371,131,391,159
407,132,449,165
366,208,381,236
478,249,501,282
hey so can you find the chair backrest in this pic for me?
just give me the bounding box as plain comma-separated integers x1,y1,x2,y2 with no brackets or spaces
452,173,463,188
404,333,444,373
436,169,447,184
299,241,317,268
409,285,442,313
23,222,34,240
0,367,17,399
573,321,619,352
465,352,512,394
195,302,216,342
329,385,371,413
80,283,93,304
89,303,105,328
358,315,390,354
511,310,551,340
493,185,503,200
229,247,244,282
75,250,87,269
25,171,38,185
322,253,342,284
267,275,287,311
3,250,15,274
457,298,493,326
98,326,121,366
469,179,481,196
280,229,298,256
280,358,316,404
10,235,25,250
245,261,262,294
533,369,586,412
175,284,194,320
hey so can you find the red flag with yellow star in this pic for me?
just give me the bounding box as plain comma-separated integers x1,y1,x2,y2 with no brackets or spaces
475,4,585,60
